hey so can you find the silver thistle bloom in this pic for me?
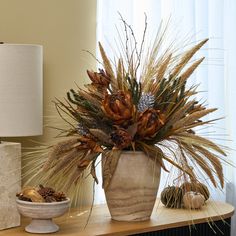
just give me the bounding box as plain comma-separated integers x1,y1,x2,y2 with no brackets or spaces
137,92,155,112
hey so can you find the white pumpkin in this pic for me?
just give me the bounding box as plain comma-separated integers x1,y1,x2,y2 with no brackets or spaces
183,191,205,209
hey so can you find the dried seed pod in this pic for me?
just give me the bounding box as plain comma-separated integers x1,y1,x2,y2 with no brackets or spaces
45,196,57,203
87,69,111,88
110,128,132,149
22,188,45,202
183,191,205,209
161,186,183,208
16,193,32,202
180,182,210,201
53,192,67,202
38,185,55,199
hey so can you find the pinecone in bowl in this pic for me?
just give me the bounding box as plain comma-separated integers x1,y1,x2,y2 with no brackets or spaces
16,185,67,203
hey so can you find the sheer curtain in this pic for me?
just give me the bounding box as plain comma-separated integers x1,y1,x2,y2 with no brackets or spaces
96,0,236,230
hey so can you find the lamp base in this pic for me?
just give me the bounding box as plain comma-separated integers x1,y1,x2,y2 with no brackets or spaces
0,142,21,230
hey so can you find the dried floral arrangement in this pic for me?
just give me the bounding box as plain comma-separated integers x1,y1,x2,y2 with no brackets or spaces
23,16,228,204
16,185,67,203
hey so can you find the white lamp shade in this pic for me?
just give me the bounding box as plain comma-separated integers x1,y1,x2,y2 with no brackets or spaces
0,44,43,137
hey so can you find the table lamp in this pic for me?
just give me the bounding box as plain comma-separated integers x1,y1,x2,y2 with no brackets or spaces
0,43,43,230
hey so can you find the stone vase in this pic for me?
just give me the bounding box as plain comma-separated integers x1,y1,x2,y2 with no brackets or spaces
103,151,161,221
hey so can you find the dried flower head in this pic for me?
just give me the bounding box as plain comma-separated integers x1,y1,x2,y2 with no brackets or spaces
87,69,111,88
137,109,165,139
102,90,135,124
110,128,132,149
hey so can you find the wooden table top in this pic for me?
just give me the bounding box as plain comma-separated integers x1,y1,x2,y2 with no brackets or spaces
0,200,234,236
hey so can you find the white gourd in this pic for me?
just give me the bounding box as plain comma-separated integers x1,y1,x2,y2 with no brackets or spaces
183,191,205,209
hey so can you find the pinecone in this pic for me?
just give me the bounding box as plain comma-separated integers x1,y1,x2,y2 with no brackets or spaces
53,192,67,202
45,196,56,203
38,185,55,199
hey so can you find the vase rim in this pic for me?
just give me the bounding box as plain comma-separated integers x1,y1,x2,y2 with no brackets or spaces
16,198,70,206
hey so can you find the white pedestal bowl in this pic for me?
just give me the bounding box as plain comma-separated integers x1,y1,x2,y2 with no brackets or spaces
16,198,70,234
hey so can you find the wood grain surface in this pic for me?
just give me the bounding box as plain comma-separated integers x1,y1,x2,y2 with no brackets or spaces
0,200,234,236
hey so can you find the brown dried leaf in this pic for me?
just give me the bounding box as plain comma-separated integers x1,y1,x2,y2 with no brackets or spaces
78,89,101,108
126,123,138,138
89,129,113,145
90,159,99,184
102,149,122,190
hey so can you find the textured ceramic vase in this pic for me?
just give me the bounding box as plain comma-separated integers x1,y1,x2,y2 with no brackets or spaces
16,198,70,234
103,151,161,221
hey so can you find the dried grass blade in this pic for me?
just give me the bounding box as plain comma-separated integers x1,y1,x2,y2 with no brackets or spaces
166,101,195,125
156,53,172,81
43,138,79,170
176,133,226,156
180,57,205,83
171,39,208,78
173,108,217,131
47,148,80,178
182,143,217,187
194,145,224,188
98,42,117,90
139,142,194,178
139,143,168,172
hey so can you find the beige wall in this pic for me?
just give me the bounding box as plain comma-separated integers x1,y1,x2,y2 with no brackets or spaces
0,0,97,204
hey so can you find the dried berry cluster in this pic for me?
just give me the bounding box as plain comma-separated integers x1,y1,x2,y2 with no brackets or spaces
16,185,67,203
